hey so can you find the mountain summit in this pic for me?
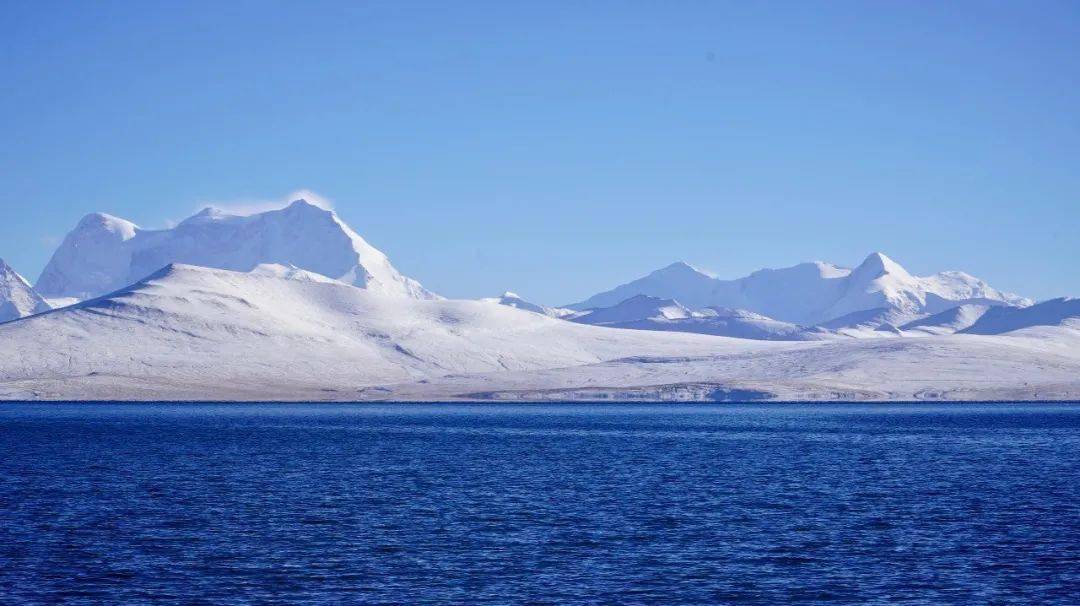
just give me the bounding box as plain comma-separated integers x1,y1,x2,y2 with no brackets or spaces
35,199,436,301
0,258,51,323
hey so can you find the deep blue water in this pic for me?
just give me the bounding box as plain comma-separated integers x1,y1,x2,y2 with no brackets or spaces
1,403,1078,605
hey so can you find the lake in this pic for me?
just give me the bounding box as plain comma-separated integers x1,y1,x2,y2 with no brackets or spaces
1,402,1078,604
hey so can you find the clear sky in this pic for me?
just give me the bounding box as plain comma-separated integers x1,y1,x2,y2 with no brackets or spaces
2,1,1077,304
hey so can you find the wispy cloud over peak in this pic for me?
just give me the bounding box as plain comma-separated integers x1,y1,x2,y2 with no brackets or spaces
195,189,335,217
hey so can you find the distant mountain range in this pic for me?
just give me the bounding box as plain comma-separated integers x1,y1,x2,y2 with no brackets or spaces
567,253,1030,327
1,199,1077,401
482,252,1046,340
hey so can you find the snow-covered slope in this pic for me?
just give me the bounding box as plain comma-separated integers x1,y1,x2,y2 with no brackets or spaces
0,264,757,399
900,304,992,336
35,199,436,301
571,253,1031,327
961,298,1080,335
481,292,577,318
0,259,51,324
2,264,1075,401
378,324,1080,402
690,307,829,340
573,294,692,325
570,295,822,340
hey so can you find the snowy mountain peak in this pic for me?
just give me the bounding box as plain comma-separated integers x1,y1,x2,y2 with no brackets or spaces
655,261,712,278
181,207,231,225
0,258,51,323
568,262,716,311
284,198,327,213
852,252,909,280
75,212,139,240
35,213,143,300
36,200,437,301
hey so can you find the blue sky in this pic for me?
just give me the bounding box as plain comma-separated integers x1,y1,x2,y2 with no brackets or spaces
2,1,1077,304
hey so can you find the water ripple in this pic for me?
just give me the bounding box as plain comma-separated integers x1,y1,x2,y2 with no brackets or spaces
0,402,1078,604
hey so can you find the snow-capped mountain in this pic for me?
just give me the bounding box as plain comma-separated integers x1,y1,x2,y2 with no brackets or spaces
0,258,51,323
0,264,1076,401
482,291,577,318
35,199,436,301
570,295,826,340
570,253,1031,327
